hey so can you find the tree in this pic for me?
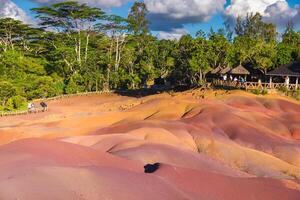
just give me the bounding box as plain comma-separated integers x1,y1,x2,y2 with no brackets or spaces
0,82,16,106
208,29,231,68
232,13,278,74
171,35,193,85
127,2,149,36
32,1,105,68
154,39,176,79
281,22,300,62
253,39,277,74
0,18,41,52
235,13,277,42
188,36,211,85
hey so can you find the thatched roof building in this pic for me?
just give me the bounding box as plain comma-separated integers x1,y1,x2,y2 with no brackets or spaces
219,66,231,74
210,66,223,74
230,65,250,75
268,61,300,77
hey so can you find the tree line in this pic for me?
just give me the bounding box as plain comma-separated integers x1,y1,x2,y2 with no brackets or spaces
0,1,299,111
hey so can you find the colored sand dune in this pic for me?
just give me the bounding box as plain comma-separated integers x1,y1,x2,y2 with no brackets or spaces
0,90,300,200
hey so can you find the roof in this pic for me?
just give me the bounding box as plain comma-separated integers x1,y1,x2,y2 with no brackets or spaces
210,66,223,74
219,66,231,74
230,65,250,75
267,61,300,77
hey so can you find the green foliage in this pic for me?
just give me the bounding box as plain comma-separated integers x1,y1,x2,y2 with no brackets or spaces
127,2,149,35
65,77,79,94
5,95,27,111
0,82,16,106
0,2,300,111
251,88,268,95
278,86,289,93
2,95,27,111
261,88,268,95
295,90,300,101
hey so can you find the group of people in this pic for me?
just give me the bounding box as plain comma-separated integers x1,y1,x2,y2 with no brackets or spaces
27,102,48,113
222,74,246,83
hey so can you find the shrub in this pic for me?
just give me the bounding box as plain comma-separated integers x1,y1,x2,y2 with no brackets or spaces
278,86,288,93
251,89,261,95
65,78,78,94
261,88,268,95
251,88,268,95
11,95,27,110
5,95,27,111
295,90,300,101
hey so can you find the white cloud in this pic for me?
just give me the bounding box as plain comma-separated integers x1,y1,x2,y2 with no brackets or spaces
0,0,32,23
225,0,300,27
264,1,300,26
157,28,188,40
146,0,225,20
30,0,129,8
225,0,278,19
145,0,226,31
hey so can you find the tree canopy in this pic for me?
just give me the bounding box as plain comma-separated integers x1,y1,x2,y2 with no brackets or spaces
0,1,300,111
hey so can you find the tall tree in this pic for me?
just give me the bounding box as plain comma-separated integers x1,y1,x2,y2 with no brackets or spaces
127,2,149,36
188,35,211,85
0,18,40,52
235,13,277,42
32,1,105,67
208,29,231,68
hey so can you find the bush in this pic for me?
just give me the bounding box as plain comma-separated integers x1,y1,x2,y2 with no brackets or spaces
278,86,288,93
251,89,261,95
0,81,16,105
5,95,27,111
65,78,78,94
11,95,27,109
261,88,268,95
295,90,300,101
4,98,14,111
251,88,268,95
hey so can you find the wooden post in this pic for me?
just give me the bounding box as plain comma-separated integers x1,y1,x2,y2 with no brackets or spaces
269,76,272,89
296,77,299,90
286,76,290,89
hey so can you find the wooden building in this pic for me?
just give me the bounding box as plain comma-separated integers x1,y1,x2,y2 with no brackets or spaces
268,61,300,90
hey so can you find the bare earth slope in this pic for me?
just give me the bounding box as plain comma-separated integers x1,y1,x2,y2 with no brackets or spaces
0,90,300,200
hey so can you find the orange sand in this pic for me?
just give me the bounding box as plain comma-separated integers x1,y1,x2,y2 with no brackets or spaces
0,90,300,199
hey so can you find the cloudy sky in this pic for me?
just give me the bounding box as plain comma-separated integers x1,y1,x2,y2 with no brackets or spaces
1,0,300,39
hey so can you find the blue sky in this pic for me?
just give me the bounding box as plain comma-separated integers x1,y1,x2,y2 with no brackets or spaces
8,0,300,39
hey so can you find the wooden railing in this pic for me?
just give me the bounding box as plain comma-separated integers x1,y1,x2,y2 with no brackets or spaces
0,90,112,117
244,82,298,91
213,80,299,91
213,80,247,89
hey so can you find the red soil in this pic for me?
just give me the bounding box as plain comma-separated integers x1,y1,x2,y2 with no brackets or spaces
0,90,300,199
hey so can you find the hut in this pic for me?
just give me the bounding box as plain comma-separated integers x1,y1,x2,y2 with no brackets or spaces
207,66,225,81
210,66,223,75
268,61,300,89
229,65,250,81
219,66,231,75
230,65,250,75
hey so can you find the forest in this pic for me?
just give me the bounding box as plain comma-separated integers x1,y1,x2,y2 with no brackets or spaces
0,1,300,111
